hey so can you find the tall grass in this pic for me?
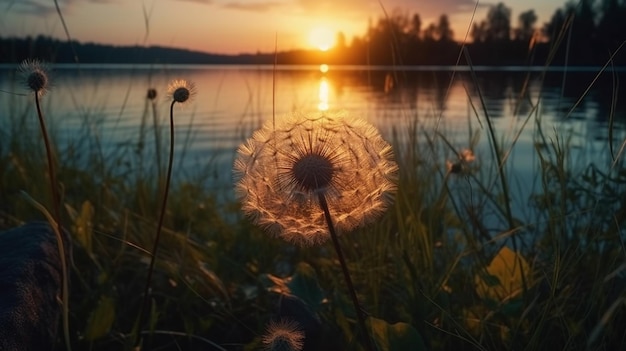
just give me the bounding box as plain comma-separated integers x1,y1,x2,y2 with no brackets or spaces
1,56,626,351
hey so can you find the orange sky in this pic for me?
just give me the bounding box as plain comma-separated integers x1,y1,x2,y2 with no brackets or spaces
0,0,564,55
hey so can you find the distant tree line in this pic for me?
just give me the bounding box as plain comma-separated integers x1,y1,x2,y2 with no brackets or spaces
1,0,624,66
0,36,273,64
331,0,626,65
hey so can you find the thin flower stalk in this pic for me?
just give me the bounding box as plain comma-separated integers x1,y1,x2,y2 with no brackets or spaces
134,80,195,349
318,192,376,351
20,59,72,351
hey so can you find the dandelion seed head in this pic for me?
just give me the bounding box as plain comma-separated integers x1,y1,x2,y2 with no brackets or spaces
234,112,398,245
19,59,49,97
262,319,305,351
167,79,195,104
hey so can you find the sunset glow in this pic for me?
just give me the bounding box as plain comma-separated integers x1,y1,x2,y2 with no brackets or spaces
1,0,564,55
308,27,335,51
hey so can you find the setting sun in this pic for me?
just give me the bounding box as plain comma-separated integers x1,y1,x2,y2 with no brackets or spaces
308,27,335,51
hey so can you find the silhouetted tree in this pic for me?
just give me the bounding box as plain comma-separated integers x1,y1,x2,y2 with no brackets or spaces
5,0,626,66
596,0,626,52
485,3,512,42
471,3,511,44
542,8,568,43
409,14,422,41
553,0,597,64
573,0,596,39
471,21,488,43
514,10,537,42
335,32,347,50
436,15,454,42
423,23,437,42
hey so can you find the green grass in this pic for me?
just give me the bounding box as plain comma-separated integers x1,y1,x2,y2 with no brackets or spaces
1,61,626,351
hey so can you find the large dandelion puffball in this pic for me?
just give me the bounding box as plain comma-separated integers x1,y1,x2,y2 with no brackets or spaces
233,113,397,246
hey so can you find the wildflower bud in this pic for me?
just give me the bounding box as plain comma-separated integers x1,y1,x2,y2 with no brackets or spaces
167,79,196,104
147,88,157,100
446,148,476,175
19,59,49,97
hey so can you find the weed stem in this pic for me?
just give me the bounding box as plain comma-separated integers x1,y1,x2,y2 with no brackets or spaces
318,193,376,351
35,93,71,351
135,100,176,349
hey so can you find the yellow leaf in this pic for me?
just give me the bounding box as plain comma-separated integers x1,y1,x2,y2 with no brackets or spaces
475,246,532,301
74,200,94,254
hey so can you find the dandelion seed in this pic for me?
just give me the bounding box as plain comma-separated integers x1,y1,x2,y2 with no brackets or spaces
167,79,195,104
262,319,305,351
19,59,49,97
233,112,397,245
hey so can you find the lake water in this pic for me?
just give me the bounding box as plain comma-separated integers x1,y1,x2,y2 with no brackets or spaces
1,64,625,218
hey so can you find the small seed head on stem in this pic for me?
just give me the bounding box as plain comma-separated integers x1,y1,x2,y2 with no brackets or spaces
19,59,49,97
167,79,196,105
147,88,157,100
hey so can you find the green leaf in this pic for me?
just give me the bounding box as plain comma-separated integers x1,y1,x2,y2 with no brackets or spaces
367,316,427,351
84,296,115,341
286,262,325,307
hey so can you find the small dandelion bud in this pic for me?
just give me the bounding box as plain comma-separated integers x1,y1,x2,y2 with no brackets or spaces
262,319,305,351
447,148,476,175
146,88,157,100
19,59,49,97
167,79,195,104
460,149,476,163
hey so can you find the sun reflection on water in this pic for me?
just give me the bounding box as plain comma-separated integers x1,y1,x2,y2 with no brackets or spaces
318,77,329,111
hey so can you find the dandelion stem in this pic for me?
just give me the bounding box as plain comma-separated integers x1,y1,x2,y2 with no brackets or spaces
35,94,62,237
135,100,176,349
34,93,71,351
151,99,163,185
318,193,376,351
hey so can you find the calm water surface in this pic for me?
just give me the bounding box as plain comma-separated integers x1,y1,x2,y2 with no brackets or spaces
1,64,625,214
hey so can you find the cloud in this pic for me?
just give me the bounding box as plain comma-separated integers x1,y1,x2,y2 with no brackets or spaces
165,0,281,11
171,0,213,4
1,0,117,16
391,0,481,16
295,0,481,20
1,0,58,16
222,1,283,12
